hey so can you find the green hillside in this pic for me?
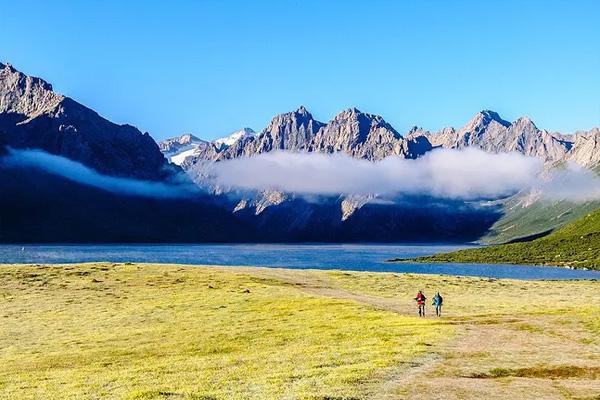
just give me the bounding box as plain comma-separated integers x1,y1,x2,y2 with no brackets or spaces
481,166,600,245
402,207,600,270
481,198,600,244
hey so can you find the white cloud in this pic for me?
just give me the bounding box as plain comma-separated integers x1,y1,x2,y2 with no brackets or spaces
6,147,599,204
210,148,544,200
539,163,600,202
2,148,196,198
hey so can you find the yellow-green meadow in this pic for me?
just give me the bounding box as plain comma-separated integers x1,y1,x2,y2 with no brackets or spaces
1,263,598,399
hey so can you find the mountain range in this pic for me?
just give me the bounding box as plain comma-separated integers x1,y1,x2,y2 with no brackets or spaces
1,62,599,243
159,104,600,243
162,107,600,169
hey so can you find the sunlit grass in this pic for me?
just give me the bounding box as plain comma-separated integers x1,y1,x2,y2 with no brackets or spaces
325,270,599,318
0,264,449,400
2,264,598,399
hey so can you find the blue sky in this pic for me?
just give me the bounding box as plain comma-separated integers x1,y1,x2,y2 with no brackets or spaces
1,0,598,140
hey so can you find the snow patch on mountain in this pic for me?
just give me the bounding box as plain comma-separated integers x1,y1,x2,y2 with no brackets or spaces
214,128,255,149
160,128,256,166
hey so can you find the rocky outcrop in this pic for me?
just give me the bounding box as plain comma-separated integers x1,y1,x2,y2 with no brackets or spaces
426,111,572,163
567,128,600,168
310,108,431,160
0,62,177,181
0,63,63,117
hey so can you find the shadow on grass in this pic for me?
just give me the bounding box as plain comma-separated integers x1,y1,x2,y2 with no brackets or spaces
468,365,600,379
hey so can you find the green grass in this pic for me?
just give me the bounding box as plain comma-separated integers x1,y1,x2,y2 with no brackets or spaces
399,206,600,270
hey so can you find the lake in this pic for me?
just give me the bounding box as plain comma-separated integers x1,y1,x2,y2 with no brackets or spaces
0,243,598,280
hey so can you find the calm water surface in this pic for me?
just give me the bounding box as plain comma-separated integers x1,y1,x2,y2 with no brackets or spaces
1,244,598,280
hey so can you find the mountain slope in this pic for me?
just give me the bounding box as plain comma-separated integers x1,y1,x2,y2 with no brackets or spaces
423,112,597,244
478,164,600,244
568,128,600,167
0,150,255,243
159,133,212,165
479,195,600,244
0,62,177,181
0,62,254,243
402,208,600,270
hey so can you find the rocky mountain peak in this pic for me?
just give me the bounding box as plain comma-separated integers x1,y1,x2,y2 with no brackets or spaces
424,110,573,162
0,62,20,76
159,133,207,154
1,62,176,181
511,116,537,130
465,110,510,131
251,106,324,152
330,108,392,128
406,126,427,137
308,108,409,160
179,133,201,144
267,107,314,126
0,62,63,118
213,128,255,149
296,105,309,114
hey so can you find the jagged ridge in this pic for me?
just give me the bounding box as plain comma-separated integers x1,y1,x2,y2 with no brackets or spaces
0,62,177,181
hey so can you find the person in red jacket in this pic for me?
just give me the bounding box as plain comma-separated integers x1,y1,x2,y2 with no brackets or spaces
415,290,427,317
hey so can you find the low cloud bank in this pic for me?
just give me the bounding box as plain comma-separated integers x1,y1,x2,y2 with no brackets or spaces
1,148,196,198
539,164,600,202
211,148,543,200
211,148,600,202
5,147,599,203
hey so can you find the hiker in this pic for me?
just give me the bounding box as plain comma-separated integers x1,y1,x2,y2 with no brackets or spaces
414,290,426,317
432,292,443,317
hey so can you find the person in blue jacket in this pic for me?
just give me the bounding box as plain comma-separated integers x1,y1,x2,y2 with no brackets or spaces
432,292,443,317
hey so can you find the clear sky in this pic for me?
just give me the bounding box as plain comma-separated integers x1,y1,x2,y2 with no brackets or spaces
1,0,598,141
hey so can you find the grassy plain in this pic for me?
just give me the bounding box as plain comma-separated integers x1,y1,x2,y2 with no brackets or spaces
1,263,598,399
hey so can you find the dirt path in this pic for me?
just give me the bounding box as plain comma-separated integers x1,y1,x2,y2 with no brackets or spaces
388,315,600,400
239,267,600,399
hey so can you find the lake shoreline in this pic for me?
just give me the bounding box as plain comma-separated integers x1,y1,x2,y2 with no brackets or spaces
2,259,600,281
387,257,596,272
